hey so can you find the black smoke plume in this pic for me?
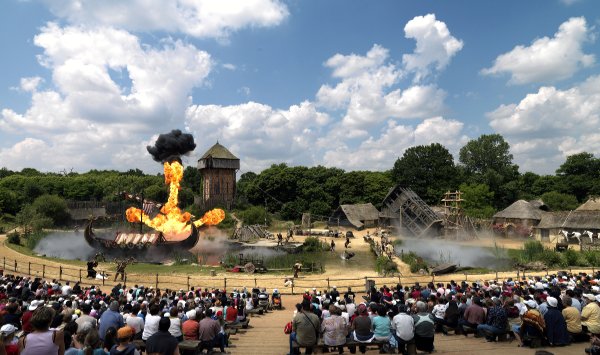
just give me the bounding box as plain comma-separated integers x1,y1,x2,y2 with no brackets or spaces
147,129,196,163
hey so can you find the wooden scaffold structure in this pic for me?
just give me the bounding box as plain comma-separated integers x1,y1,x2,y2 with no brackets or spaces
441,191,479,240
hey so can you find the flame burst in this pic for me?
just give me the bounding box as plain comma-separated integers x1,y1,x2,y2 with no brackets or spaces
125,161,225,241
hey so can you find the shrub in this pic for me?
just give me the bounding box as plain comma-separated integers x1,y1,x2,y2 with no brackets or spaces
302,236,326,252
375,256,398,276
25,231,46,250
401,251,429,273
522,241,544,262
238,206,272,226
6,232,20,245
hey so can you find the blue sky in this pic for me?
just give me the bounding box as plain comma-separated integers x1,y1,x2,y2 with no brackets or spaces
1,0,599,175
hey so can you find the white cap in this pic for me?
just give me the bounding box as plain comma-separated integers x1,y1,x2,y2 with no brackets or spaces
525,300,537,308
0,324,16,335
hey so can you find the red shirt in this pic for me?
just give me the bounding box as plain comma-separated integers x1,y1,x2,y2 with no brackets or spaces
182,319,199,340
5,344,18,355
225,306,237,322
21,311,33,333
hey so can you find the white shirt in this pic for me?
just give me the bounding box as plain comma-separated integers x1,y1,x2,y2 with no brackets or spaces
346,303,356,318
61,285,72,296
127,315,144,334
432,304,446,319
392,313,415,341
142,314,161,340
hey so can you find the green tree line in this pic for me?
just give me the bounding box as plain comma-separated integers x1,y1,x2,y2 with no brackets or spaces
1,134,599,226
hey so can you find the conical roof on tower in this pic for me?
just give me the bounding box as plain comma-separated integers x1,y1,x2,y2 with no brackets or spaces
200,142,239,160
197,142,240,170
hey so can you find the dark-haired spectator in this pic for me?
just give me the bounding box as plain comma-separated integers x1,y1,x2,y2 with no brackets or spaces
459,297,485,335
125,304,143,340
290,300,319,355
141,304,161,341
477,298,507,341
19,306,65,355
146,317,179,355
76,303,97,332
198,309,224,354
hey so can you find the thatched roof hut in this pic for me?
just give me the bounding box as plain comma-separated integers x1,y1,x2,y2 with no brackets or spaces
536,211,600,230
576,197,600,211
493,200,545,220
331,203,380,230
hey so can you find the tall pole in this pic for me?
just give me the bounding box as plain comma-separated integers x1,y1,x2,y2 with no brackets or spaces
140,191,144,234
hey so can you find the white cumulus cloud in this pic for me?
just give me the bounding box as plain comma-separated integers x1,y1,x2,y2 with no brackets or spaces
488,75,600,173
185,101,330,172
42,0,289,40
402,14,464,82
317,45,446,129
482,17,595,84
323,117,467,170
0,24,212,172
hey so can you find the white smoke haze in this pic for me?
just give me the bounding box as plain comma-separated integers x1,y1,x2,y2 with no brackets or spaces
34,231,96,260
394,235,510,269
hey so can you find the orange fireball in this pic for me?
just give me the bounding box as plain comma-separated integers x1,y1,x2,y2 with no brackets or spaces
126,161,225,240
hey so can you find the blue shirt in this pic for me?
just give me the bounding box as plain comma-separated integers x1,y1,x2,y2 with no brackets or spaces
372,315,391,338
99,310,124,340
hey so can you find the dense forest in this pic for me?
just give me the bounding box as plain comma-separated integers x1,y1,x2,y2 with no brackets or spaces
1,134,599,229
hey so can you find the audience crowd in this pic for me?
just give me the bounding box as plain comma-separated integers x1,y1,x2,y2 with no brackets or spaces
287,272,600,354
0,273,272,355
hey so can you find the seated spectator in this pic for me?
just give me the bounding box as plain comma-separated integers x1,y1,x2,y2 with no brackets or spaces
372,304,392,352
103,327,118,353
19,306,65,355
514,299,545,347
182,310,199,341
146,317,179,355
141,304,161,341
76,304,98,333
0,324,19,355
438,298,459,335
198,309,224,354
391,304,415,355
320,305,347,354
81,328,106,355
109,326,139,355
99,301,124,341
349,303,374,354
124,305,143,340
582,294,600,335
412,301,435,353
477,299,508,341
459,297,485,335
167,307,183,342
290,300,319,355
562,296,583,340
544,296,570,346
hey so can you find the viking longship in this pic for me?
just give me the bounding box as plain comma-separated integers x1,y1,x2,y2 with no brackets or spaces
84,219,199,250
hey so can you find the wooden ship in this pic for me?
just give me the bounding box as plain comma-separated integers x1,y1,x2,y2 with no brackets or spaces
84,219,200,250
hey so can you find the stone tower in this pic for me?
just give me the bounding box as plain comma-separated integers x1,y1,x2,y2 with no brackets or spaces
197,142,240,210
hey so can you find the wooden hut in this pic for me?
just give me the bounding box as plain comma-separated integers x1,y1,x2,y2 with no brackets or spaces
330,203,380,230
493,200,546,228
534,211,600,241
197,142,240,210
